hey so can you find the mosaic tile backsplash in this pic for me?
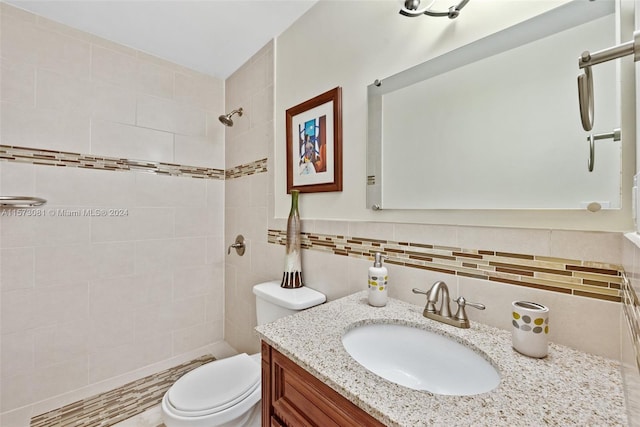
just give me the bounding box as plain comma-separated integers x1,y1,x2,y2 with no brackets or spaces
268,229,623,303
30,355,215,427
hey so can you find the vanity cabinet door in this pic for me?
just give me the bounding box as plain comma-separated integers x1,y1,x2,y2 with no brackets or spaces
262,342,384,427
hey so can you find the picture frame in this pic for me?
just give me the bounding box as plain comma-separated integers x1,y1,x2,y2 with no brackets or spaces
286,86,343,193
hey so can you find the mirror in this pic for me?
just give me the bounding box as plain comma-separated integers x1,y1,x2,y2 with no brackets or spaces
367,0,620,210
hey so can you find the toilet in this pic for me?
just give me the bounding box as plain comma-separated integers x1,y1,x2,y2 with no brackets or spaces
161,280,326,427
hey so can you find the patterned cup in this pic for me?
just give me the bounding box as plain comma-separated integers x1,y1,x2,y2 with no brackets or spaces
511,301,549,358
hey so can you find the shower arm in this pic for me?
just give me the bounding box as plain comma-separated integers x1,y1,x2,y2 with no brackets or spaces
577,30,640,132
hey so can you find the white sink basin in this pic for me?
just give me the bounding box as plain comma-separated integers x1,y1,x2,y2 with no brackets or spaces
342,323,500,396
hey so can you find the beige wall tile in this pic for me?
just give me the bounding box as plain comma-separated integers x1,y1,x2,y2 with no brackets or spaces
34,245,92,286
136,59,174,99
2,283,89,334
90,80,137,125
457,226,552,255
174,134,223,169
36,28,91,79
88,334,172,383
0,406,31,427
90,207,174,243
0,370,33,412
174,104,207,137
35,167,136,207
90,242,135,279
1,247,34,290
301,249,349,302
1,329,34,379
0,2,37,22
171,296,206,330
1,101,90,153
134,172,206,208
226,119,271,167
0,162,35,195
0,15,40,64
550,230,622,264
0,215,37,249
175,207,208,238
31,358,88,402
173,265,214,300
137,94,206,136
34,211,91,247
348,221,395,241
90,275,149,314
393,223,457,246
175,72,209,109
89,309,135,351
91,45,138,88
172,321,220,355
33,322,89,368
91,119,174,163
0,60,35,106
133,302,174,339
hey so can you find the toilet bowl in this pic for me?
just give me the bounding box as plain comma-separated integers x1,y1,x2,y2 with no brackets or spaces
161,281,326,427
162,353,261,427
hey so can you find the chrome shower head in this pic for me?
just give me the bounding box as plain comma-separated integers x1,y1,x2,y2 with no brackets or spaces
218,108,243,127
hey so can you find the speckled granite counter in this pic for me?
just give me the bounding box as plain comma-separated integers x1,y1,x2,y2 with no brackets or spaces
255,292,626,426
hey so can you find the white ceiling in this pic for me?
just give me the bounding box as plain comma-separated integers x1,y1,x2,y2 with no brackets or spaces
4,0,318,79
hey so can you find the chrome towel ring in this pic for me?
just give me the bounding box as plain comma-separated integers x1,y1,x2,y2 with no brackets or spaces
0,196,47,208
577,30,640,131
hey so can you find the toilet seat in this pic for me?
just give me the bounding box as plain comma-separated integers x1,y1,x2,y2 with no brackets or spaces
166,353,260,417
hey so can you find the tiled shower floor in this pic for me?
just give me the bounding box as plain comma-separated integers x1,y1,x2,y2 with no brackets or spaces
30,355,215,427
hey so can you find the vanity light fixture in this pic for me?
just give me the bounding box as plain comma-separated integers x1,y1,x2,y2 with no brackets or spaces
399,0,470,19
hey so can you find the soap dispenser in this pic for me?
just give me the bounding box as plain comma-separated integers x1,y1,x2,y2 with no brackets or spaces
368,252,388,307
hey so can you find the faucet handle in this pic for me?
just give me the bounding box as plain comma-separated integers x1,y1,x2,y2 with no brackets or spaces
453,296,485,322
412,288,428,295
457,297,485,311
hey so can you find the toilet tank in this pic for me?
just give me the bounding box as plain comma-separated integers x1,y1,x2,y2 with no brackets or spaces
253,280,326,325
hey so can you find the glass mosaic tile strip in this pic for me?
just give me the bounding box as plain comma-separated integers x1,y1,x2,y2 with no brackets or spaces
268,229,623,303
225,158,268,179
623,274,640,371
30,355,215,427
1,145,225,180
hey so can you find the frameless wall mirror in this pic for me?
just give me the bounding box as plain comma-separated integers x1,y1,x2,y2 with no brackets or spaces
367,0,620,210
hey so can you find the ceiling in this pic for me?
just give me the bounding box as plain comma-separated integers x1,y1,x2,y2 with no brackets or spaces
4,0,318,79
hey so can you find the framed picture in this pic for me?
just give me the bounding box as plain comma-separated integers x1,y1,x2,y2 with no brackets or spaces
286,86,343,193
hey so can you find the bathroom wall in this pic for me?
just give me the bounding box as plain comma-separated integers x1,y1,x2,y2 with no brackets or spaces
274,0,635,232
223,41,284,353
221,0,630,367
0,3,227,425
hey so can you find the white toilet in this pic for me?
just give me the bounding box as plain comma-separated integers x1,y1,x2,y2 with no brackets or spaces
161,280,326,427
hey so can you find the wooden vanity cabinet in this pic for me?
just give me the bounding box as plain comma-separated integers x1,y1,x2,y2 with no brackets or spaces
261,341,385,427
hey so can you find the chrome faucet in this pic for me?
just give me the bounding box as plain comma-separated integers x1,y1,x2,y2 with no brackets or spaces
412,281,485,328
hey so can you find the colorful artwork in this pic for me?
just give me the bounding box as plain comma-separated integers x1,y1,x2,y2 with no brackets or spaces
286,87,342,193
298,117,327,176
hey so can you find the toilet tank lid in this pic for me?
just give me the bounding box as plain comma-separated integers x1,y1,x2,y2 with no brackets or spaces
253,280,326,310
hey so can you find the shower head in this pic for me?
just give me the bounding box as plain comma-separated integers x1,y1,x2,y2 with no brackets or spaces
218,108,243,127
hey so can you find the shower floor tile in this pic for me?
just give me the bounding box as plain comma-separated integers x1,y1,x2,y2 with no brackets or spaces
30,355,215,427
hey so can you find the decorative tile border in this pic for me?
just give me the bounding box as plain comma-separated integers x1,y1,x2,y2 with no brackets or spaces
623,274,640,370
225,158,268,179
268,229,623,303
1,145,225,180
30,355,215,427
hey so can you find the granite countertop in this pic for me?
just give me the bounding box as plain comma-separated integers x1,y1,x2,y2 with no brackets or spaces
255,291,626,427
